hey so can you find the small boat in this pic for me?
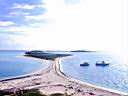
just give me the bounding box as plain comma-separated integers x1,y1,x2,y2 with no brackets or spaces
80,62,89,66
96,60,109,66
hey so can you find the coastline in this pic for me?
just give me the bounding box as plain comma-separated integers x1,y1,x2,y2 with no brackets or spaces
58,57,128,95
0,56,49,81
0,56,127,96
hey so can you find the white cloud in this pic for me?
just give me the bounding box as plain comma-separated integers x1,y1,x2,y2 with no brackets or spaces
3,0,127,63
28,23,47,27
0,21,15,26
64,0,85,5
43,0,65,5
3,26,34,34
25,15,44,20
10,11,30,16
24,4,52,21
24,15,53,24
13,3,42,9
28,0,127,63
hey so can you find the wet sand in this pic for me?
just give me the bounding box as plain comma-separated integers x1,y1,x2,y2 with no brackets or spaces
0,57,127,96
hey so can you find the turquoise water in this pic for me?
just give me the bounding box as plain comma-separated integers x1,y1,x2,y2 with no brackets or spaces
0,50,47,79
60,52,128,93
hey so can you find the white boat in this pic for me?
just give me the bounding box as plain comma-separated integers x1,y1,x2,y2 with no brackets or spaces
80,62,89,66
96,61,110,66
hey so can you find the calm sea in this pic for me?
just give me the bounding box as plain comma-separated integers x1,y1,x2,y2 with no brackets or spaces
0,50,47,79
60,52,128,93
0,50,128,93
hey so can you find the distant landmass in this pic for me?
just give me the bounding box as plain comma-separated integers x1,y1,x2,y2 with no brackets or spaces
70,50,93,52
25,50,72,60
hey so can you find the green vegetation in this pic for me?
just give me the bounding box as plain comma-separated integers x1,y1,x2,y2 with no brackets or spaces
0,89,43,96
70,50,93,52
49,93,65,96
0,89,71,96
25,51,72,60
0,90,13,96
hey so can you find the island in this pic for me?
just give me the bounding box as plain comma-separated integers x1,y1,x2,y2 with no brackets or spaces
25,50,72,60
70,50,93,52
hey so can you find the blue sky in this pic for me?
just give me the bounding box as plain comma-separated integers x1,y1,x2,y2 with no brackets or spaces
0,0,47,49
0,0,46,28
0,0,81,49
0,0,127,63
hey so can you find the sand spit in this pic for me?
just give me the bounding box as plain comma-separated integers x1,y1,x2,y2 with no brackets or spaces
0,57,127,96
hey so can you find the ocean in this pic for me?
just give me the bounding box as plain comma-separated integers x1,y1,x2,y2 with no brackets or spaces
60,52,128,93
0,50,128,93
0,50,47,79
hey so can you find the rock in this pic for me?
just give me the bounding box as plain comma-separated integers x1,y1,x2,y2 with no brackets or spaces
89,92,95,95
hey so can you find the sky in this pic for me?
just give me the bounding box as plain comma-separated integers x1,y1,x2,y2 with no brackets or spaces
0,0,127,63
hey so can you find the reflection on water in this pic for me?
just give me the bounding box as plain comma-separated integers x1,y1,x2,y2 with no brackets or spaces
60,52,128,93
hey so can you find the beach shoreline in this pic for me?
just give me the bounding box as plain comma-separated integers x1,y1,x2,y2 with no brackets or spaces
59,56,128,95
0,56,127,96
0,55,49,81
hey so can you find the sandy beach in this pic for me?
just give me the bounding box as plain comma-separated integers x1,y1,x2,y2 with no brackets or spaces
0,57,127,96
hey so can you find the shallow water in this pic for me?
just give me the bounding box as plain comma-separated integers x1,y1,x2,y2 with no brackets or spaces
0,50,47,79
60,52,128,93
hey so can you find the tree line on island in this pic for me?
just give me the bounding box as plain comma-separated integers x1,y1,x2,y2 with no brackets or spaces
25,50,72,60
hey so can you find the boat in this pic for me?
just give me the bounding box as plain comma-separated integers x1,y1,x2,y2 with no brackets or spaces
80,62,89,66
96,60,110,66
